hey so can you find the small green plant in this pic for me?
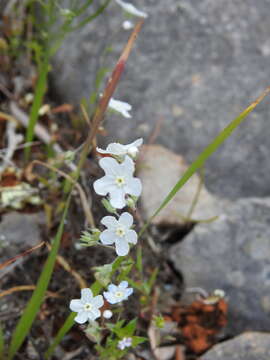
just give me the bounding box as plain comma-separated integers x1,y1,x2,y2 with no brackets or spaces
23,0,112,159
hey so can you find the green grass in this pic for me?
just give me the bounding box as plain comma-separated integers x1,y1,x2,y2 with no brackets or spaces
0,324,4,360
7,196,71,359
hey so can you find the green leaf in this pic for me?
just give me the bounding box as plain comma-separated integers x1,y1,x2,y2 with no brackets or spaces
123,319,137,337
24,54,49,160
132,336,148,347
124,278,143,293
0,323,4,360
140,87,270,235
44,313,75,359
147,268,159,293
8,196,71,359
70,0,111,31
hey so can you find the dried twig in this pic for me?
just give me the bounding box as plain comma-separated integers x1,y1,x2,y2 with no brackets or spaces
46,244,87,289
0,285,60,299
0,241,45,271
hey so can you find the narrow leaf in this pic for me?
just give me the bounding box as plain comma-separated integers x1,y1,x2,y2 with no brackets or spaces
44,313,76,359
8,197,71,359
140,87,270,235
0,324,4,360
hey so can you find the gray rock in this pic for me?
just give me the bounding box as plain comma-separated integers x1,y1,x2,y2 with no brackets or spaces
52,0,270,199
137,144,220,226
0,212,44,277
200,332,270,360
169,198,270,335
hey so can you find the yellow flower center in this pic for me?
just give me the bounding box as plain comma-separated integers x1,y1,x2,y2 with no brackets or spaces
115,176,125,187
115,227,125,237
115,291,124,298
84,303,93,311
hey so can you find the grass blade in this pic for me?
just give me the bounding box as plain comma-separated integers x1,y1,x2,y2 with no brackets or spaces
7,196,71,359
140,87,270,235
70,0,111,31
24,55,49,160
44,313,76,359
0,324,4,360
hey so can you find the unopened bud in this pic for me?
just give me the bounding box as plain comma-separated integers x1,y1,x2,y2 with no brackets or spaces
103,310,113,319
127,146,139,158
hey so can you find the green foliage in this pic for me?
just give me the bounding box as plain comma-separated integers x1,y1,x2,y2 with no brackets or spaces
94,263,113,286
80,229,101,247
96,319,147,360
45,257,126,358
8,196,71,359
0,324,4,360
153,315,165,329
24,0,112,159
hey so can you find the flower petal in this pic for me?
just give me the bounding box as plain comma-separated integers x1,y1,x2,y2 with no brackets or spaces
106,143,126,155
115,0,148,18
89,308,101,321
115,238,129,256
119,281,128,289
108,284,117,292
101,215,118,229
93,176,114,196
100,229,115,245
74,311,88,324
81,288,93,303
119,212,133,228
126,229,137,244
125,178,142,197
108,98,132,118
130,138,143,148
121,155,135,174
92,295,104,308
104,291,117,304
109,187,126,209
99,157,120,175
125,288,133,297
69,299,83,312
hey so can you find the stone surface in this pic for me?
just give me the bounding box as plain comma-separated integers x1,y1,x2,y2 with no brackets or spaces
169,197,270,335
200,332,270,360
137,144,220,226
52,0,270,199
0,212,44,277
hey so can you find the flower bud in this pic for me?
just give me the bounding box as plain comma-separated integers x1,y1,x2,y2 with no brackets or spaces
103,310,113,319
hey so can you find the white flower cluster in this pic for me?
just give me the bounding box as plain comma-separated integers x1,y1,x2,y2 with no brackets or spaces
70,281,133,324
94,138,143,256
70,139,143,324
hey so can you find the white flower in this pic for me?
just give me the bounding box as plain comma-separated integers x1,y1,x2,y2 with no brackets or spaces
69,288,104,324
100,212,137,256
108,97,132,118
96,138,143,158
103,309,113,319
38,104,50,116
115,0,148,18
93,156,142,209
118,337,133,350
122,20,134,30
104,281,133,304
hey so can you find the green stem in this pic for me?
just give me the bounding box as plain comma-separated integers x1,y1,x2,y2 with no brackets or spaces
24,53,50,160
